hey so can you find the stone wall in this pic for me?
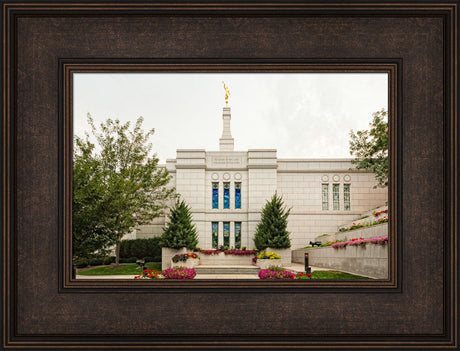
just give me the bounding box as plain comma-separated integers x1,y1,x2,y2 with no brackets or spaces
293,223,389,278
198,252,254,266
315,223,388,244
266,247,291,266
161,247,188,270
302,245,389,279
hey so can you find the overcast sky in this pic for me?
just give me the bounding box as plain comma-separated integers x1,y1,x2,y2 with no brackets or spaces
73,73,388,163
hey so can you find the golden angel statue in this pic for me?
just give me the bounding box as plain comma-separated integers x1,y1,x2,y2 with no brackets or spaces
222,81,230,105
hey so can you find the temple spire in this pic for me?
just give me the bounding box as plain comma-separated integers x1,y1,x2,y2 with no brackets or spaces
219,82,234,151
219,106,234,151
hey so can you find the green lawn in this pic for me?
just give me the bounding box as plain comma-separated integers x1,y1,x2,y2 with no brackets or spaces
310,271,370,279
77,262,162,276
77,263,370,279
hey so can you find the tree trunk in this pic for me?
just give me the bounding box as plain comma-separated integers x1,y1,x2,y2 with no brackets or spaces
115,240,121,267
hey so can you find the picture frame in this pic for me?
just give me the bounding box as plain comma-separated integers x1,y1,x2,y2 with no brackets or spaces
2,1,457,349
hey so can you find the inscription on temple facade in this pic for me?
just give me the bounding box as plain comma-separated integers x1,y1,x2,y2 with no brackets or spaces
212,157,242,165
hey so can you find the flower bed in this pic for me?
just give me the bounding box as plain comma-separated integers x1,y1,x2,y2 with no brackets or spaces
338,217,388,233
172,253,199,263
255,252,283,269
373,209,388,217
162,267,197,279
296,272,312,279
332,236,389,249
197,248,256,256
258,268,296,280
256,251,281,260
134,269,162,279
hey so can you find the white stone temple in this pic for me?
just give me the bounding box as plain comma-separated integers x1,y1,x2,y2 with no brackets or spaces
131,85,388,249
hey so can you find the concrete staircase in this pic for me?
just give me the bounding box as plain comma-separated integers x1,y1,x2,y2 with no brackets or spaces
194,265,260,275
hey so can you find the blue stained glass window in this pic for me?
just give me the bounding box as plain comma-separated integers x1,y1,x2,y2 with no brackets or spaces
235,222,241,249
235,182,241,209
223,222,230,247
212,182,218,209
212,222,218,248
223,182,230,209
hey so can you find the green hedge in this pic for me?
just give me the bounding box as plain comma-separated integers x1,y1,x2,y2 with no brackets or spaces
74,256,116,268
119,237,162,262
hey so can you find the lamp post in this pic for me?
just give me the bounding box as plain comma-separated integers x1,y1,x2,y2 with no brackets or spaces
304,253,311,274
136,259,145,272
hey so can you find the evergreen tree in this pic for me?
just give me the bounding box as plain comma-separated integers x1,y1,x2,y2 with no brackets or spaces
160,199,198,250
253,192,291,250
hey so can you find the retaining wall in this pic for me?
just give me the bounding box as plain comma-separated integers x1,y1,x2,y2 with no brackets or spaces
294,244,388,279
198,252,254,265
314,223,388,245
161,247,188,269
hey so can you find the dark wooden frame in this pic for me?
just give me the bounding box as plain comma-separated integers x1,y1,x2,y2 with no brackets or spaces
2,1,458,350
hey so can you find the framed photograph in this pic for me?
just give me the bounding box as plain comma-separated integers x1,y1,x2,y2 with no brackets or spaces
2,1,457,350
69,69,392,285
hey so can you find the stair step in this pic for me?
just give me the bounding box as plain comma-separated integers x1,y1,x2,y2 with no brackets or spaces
194,265,260,274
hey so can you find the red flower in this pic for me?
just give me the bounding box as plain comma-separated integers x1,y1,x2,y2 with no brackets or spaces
306,273,312,278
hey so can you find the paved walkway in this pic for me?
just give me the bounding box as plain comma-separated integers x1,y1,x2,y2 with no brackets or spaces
75,264,329,280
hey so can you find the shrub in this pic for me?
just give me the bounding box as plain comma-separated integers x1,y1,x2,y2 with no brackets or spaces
74,257,89,268
162,267,197,279
119,237,161,260
258,269,296,280
119,257,138,263
87,256,104,266
103,256,116,265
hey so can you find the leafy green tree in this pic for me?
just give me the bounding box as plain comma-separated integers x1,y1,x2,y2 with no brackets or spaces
72,114,174,265
160,199,198,250
253,192,291,250
73,140,114,258
349,108,388,188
